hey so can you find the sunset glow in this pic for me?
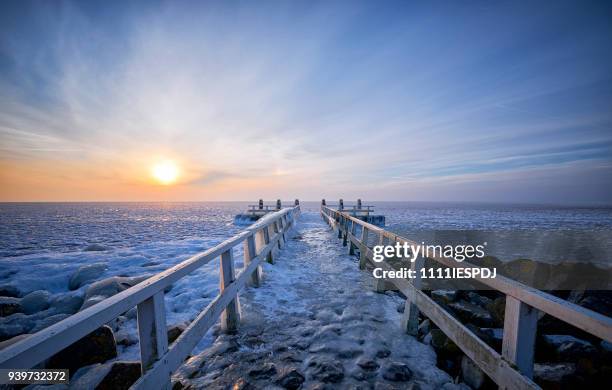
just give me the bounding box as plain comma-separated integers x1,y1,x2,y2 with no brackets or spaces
151,160,179,185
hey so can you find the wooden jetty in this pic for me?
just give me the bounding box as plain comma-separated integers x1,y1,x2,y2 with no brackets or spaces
0,204,301,389
234,199,299,223
321,202,612,390
322,198,385,227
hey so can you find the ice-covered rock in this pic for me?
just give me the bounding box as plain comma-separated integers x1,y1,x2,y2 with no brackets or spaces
0,296,21,317
533,363,576,387
31,314,70,333
47,325,117,374
68,263,108,290
84,244,111,252
382,361,413,381
448,300,494,327
275,367,305,389
431,290,458,304
50,294,84,315
542,334,596,360
0,285,22,298
82,275,148,307
0,333,29,350
306,356,344,383
20,290,50,315
461,355,485,389
167,323,186,344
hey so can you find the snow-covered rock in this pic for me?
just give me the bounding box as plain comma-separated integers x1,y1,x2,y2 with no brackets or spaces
68,263,108,290
20,290,50,314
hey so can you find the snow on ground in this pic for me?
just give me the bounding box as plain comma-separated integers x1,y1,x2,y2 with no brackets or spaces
175,212,455,389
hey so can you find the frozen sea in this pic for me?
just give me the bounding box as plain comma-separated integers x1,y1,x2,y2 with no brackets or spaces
1,201,611,361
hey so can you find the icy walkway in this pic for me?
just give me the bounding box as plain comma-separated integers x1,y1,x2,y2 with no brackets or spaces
175,212,458,389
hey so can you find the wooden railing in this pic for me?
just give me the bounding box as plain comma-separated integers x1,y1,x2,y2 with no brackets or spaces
321,205,612,390
0,206,300,389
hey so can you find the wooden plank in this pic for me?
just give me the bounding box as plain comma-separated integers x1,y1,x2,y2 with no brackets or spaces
502,296,538,379
137,291,169,374
220,249,240,332
243,234,260,287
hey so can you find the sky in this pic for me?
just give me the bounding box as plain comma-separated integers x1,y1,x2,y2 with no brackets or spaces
0,0,611,204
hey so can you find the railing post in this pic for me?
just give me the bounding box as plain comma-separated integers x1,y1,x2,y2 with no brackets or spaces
401,255,425,335
502,296,538,378
137,291,169,376
359,227,369,269
349,221,357,255
337,215,343,238
342,218,348,247
243,234,261,287
220,249,241,333
263,225,274,263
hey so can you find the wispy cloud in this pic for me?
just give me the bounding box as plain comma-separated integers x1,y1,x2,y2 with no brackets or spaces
0,1,611,202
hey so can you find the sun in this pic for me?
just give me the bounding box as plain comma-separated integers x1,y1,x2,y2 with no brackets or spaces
151,160,180,185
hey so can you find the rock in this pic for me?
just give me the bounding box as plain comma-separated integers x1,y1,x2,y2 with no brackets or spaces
48,325,117,374
20,290,51,314
84,244,111,252
448,300,494,327
80,295,107,311
397,302,405,313
375,348,391,358
96,361,141,390
84,276,142,301
418,319,431,338
31,314,70,333
461,355,485,389
426,329,460,356
167,324,186,344
356,357,380,371
432,290,458,304
542,335,596,360
248,362,277,379
69,263,108,290
381,362,412,381
307,357,344,383
275,368,305,389
0,334,29,350
0,318,28,340
0,296,21,316
485,297,505,326
533,363,576,388
0,285,21,298
232,378,256,390
51,294,84,315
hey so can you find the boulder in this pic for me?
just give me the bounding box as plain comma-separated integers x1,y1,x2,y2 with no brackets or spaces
167,324,186,344
448,300,494,327
418,319,431,339
0,296,21,317
542,335,596,361
485,297,505,326
0,285,22,298
84,244,111,252
356,356,379,371
80,295,107,311
20,290,51,314
432,290,458,305
50,294,84,315
96,361,141,390
47,325,117,374
31,314,70,333
275,368,305,390
0,334,29,350
307,357,344,383
426,329,460,357
248,362,277,379
69,263,108,290
461,355,485,389
533,363,576,388
381,362,413,382
84,276,148,301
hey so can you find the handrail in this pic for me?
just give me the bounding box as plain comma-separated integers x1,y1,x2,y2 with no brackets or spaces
0,206,300,388
321,205,612,389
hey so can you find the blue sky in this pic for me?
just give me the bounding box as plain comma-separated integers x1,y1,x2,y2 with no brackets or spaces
0,0,611,203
